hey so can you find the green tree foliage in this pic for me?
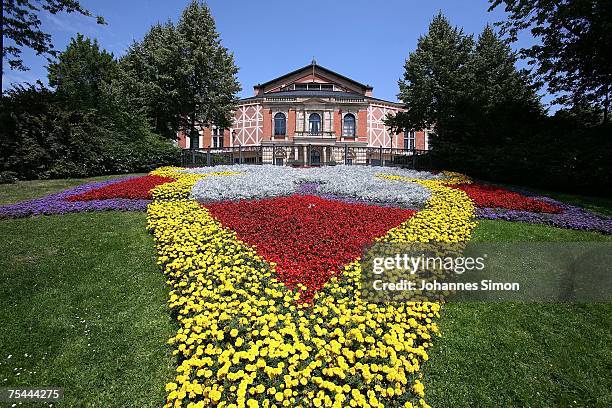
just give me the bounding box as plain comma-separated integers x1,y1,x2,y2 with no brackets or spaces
176,0,240,144
390,13,610,194
0,82,180,180
47,34,117,110
119,22,182,139
446,25,542,148
0,33,180,181
390,13,473,133
468,26,539,115
120,1,240,144
490,0,612,123
0,0,104,95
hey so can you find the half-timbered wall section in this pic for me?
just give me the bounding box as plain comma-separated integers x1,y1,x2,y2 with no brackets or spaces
233,103,263,146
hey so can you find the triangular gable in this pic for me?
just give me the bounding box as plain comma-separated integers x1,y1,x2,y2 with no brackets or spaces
300,97,330,104
254,63,372,96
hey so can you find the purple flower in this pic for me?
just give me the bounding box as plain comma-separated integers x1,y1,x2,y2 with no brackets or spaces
476,196,612,234
0,177,150,219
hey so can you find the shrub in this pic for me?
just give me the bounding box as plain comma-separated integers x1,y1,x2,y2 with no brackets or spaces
0,84,181,180
0,171,19,184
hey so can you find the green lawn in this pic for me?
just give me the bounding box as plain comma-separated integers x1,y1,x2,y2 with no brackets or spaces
0,178,610,407
0,173,145,205
423,220,612,407
0,212,175,407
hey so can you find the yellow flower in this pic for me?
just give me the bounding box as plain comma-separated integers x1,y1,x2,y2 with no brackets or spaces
149,167,476,408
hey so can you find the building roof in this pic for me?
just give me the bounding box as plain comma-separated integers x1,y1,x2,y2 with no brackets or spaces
239,90,403,107
254,62,373,91
263,90,365,98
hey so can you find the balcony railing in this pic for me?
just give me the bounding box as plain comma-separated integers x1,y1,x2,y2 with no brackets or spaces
294,131,336,138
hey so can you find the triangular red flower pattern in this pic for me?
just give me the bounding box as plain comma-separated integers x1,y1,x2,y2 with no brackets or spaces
205,195,416,301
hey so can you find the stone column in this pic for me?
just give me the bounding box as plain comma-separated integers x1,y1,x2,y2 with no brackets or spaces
294,146,298,160
302,146,307,164
323,147,327,164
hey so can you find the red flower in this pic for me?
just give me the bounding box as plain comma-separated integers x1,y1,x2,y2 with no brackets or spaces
453,183,562,213
67,175,174,201
205,195,416,302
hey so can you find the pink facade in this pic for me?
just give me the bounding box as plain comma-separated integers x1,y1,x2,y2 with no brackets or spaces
178,62,430,154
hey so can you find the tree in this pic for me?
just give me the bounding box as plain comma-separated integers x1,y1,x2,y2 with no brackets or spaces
388,13,473,134
468,25,539,114
175,0,240,147
47,34,117,111
119,22,183,139
0,0,104,96
490,0,612,123
456,25,542,146
120,1,240,144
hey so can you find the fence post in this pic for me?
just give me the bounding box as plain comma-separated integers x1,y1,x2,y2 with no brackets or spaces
308,144,311,166
344,144,348,165
206,147,211,166
239,145,243,164
379,146,383,166
272,144,276,165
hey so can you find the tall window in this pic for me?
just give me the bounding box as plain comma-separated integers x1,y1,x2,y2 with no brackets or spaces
404,130,415,150
342,113,356,137
274,113,286,136
212,127,224,148
309,113,321,134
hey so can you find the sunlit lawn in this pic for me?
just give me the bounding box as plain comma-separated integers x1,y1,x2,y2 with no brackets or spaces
0,176,610,406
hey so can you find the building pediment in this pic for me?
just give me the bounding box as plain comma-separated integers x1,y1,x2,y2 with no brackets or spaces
301,97,329,104
253,62,373,96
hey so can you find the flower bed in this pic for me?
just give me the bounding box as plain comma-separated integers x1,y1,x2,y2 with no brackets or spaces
451,183,562,213
0,177,150,218
435,175,611,234
67,175,175,201
0,168,239,219
147,168,477,408
476,198,612,234
187,165,438,208
206,195,417,302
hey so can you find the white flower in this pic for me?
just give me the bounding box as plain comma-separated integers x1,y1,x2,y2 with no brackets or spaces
186,165,439,208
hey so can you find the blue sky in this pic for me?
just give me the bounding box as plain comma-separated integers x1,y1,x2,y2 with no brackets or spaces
2,0,553,107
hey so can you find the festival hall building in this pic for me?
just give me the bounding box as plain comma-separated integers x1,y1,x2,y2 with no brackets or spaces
178,61,431,165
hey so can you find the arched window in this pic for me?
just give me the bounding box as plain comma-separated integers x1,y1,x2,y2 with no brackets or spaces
309,113,321,134
343,113,356,136
274,112,286,136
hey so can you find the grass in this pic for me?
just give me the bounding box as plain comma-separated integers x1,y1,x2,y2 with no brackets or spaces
0,173,145,205
0,212,175,407
0,177,610,407
423,220,612,407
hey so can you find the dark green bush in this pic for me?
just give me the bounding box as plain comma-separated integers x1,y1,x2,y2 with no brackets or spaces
0,84,180,180
0,171,19,184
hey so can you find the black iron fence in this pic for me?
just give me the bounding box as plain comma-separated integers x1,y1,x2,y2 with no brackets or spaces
181,145,432,170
